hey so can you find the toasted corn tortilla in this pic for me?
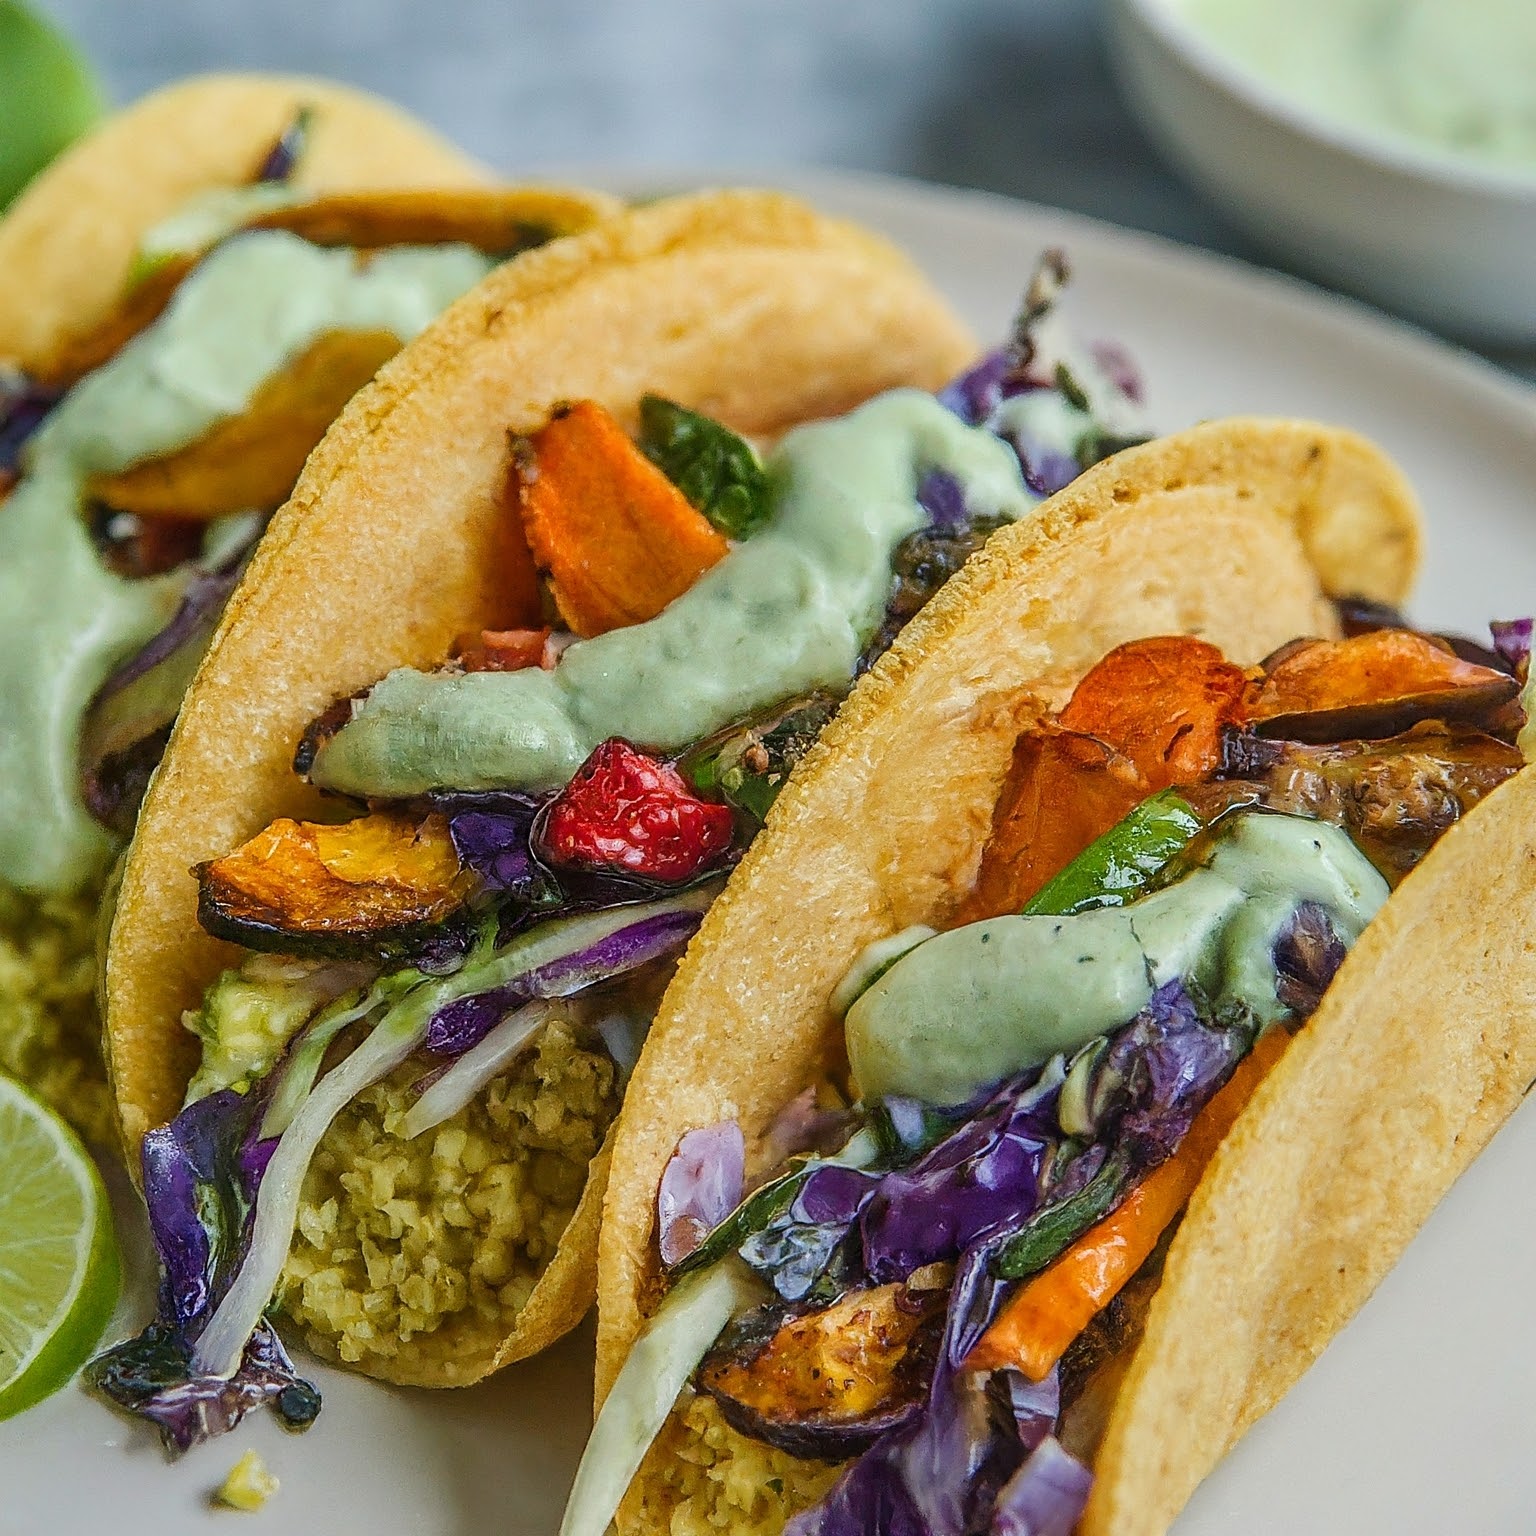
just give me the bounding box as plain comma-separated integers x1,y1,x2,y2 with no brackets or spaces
589,419,1432,1530
104,189,976,1383
82,184,623,518
89,328,403,517
0,72,492,373
34,183,623,391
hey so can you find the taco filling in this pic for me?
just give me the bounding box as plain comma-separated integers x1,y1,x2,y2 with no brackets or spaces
564,613,1528,1536
0,108,606,1142
88,257,1151,1450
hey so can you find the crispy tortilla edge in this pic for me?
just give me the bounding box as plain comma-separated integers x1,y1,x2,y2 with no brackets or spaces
0,71,492,369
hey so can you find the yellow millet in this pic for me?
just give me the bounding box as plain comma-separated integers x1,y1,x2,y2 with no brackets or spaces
627,1394,843,1536
0,880,113,1147
278,1018,618,1371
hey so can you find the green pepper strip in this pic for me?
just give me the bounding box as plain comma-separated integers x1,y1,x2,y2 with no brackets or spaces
992,1150,1132,1279
638,393,772,540
1023,789,1202,917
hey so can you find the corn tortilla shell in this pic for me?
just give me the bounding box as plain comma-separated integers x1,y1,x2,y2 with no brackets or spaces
0,73,494,373
104,189,977,1383
33,183,622,391
1078,759,1536,1534
89,328,403,517
590,421,1431,1528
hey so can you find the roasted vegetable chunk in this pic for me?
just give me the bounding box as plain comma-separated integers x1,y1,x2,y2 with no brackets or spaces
699,1282,943,1460
91,329,403,519
517,400,729,638
197,812,474,958
959,638,1252,924
1250,630,1518,742
1221,725,1523,883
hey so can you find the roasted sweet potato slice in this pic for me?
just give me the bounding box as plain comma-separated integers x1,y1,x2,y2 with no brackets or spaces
959,638,1252,922
518,399,729,638
31,186,612,392
958,730,1148,924
1058,636,1254,785
91,329,403,518
31,257,194,390
241,186,573,254
699,1282,943,1459
197,811,474,958
1250,630,1518,742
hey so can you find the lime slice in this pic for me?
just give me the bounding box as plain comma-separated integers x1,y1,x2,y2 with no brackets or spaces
0,0,105,208
0,1072,120,1419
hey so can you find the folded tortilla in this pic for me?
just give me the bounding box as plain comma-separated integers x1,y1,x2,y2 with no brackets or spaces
0,72,617,1150
104,189,977,1383
588,418,1498,1535
0,72,491,371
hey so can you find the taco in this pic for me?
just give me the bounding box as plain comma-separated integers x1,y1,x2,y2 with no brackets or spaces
0,72,616,1146
89,207,1183,1452
562,423,1530,1536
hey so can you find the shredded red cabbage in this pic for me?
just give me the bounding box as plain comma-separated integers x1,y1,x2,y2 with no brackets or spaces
658,1121,745,1266
786,1248,1072,1536
81,546,255,832
1491,617,1533,675
1088,340,1145,406
254,106,311,184
1272,902,1347,1020
676,981,1263,1521
859,1073,1060,1283
0,369,58,482
85,1087,320,1452
1089,981,1254,1166
990,1435,1094,1536
423,902,706,1055
916,467,970,531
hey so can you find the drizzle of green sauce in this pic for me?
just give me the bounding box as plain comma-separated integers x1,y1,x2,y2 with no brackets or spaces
0,231,495,894
309,390,1037,798
842,812,1388,1106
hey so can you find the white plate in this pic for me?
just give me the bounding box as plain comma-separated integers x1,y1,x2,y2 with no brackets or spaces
9,170,1536,1536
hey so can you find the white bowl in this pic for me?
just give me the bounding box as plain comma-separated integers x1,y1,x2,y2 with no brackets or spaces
1107,0,1536,343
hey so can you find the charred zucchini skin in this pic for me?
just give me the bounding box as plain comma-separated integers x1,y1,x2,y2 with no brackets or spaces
193,811,477,965
697,1284,944,1462
194,883,476,966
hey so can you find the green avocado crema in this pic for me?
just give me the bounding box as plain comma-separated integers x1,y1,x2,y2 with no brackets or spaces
0,230,496,895
842,811,1390,1106
309,390,1038,798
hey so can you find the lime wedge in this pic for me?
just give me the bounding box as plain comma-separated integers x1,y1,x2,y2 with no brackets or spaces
0,1072,120,1419
0,0,106,208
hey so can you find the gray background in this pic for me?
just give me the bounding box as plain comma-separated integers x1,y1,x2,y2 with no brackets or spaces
44,0,1253,254
37,0,1532,372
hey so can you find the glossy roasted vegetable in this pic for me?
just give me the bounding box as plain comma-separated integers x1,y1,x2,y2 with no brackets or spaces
196,812,475,960
1220,724,1524,883
1250,630,1518,742
90,329,403,519
699,1281,944,1459
638,393,772,540
517,400,728,638
960,638,1250,923
680,692,844,826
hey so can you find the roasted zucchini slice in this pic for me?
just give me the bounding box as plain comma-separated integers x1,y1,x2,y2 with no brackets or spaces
196,811,474,960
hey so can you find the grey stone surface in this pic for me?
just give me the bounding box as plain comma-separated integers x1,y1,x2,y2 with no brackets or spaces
44,0,1253,251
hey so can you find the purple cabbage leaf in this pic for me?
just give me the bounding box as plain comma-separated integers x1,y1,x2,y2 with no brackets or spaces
423,892,714,1057
84,1088,320,1453
0,368,58,483
658,1121,746,1267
